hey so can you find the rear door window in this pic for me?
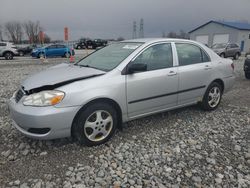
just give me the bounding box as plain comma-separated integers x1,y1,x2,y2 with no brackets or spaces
176,43,210,66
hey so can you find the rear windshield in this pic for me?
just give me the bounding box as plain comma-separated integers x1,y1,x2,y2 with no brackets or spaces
77,42,143,71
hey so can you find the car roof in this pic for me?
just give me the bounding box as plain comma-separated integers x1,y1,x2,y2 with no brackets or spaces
123,38,192,44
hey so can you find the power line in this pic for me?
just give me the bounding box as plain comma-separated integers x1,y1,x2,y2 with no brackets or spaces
133,21,137,39
139,18,144,38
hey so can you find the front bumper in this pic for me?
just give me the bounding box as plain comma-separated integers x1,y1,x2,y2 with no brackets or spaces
8,97,80,140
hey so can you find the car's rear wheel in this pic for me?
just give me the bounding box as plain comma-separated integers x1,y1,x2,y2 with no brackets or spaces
19,51,24,56
73,102,117,146
234,53,240,60
201,82,222,111
77,46,81,49
245,72,250,79
64,52,70,58
220,53,225,58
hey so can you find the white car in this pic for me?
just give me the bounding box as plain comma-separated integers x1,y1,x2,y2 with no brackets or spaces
0,42,19,60
9,38,235,146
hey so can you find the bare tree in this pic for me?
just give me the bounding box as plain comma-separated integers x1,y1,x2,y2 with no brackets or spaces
44,33,51,43
4,21,23,43
23,21,42,44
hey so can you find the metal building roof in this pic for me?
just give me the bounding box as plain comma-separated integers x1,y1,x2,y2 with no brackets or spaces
189,20,250,33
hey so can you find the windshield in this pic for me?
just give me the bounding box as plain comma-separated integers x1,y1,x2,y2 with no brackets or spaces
77,42,143,71
212,43,227,49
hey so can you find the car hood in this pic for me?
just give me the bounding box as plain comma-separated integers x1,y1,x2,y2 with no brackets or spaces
22,63,105,91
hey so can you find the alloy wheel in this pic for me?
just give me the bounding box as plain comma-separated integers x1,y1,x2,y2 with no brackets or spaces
84,110,113,142
208,86,221,108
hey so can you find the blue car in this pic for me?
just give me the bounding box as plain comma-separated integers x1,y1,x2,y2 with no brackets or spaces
31,44,74,58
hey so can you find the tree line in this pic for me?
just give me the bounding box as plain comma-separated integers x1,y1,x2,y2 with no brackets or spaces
162,29,190,39
0,20,50,44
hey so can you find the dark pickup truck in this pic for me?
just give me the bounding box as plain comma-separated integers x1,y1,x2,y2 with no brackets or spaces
74,39,107,49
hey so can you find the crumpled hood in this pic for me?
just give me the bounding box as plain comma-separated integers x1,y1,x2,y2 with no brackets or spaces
22,63,105,91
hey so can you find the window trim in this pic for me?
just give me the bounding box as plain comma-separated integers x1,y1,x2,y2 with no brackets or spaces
174,42,211,67
122,42,175,75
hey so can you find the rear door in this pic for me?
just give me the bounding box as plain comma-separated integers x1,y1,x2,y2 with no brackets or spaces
126,42,178,118
57,45,67,56
175,43,212,105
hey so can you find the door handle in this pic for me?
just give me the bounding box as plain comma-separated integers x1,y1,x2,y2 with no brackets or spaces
167,71,177,76
204,65,212,70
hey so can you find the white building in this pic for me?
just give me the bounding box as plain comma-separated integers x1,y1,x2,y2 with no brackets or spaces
189,20,250,52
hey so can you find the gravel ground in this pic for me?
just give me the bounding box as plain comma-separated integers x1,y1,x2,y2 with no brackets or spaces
0,56,249,188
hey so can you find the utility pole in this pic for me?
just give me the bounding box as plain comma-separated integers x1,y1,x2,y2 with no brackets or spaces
133,21,137,39
139,18,144,38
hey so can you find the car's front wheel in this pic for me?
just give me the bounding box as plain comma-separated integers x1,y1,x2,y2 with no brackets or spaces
73,102,117,146
38,53,45,58
245,72,250,79
201,82,222,111
4,52,14,60
234,53,240,60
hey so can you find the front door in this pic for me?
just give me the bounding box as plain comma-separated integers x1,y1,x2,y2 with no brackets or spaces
126,43,178,118
175,43,212,105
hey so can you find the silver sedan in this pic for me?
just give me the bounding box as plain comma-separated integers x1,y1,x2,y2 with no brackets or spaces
8,38,235,146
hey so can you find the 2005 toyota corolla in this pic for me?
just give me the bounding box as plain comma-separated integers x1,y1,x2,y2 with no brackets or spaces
8,38,235,146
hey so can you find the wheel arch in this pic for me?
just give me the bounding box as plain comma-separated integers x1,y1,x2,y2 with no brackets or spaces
211,78,224,93
3,50,14,56
71,97,123,138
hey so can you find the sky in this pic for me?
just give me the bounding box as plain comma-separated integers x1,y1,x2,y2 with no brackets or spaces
0,0,250,41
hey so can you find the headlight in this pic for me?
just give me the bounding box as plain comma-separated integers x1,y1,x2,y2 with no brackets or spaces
23,90,65,106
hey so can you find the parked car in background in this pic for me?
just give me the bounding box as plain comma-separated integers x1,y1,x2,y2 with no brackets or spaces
93,39,108,48
31,44,74,58
0,42,19,60
74,38,107,49
244,55,250,79
211,43,241,59
18,44,38,56
9,38,235,146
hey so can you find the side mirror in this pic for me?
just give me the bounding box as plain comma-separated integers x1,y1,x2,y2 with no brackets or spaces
128,63,147,74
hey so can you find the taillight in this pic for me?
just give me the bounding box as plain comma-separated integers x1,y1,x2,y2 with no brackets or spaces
231,63,234,70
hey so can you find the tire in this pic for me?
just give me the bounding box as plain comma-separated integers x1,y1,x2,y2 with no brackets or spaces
245,72,250,79
64,52,70,58
4,52,13,60
38,53,45,58
234,53,239,60
19,51,24,56
77,46,81,49
220,53,225,58
201,82,222,111
73,102,118,146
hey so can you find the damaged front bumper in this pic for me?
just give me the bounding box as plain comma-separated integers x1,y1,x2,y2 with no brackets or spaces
8,96,80,140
